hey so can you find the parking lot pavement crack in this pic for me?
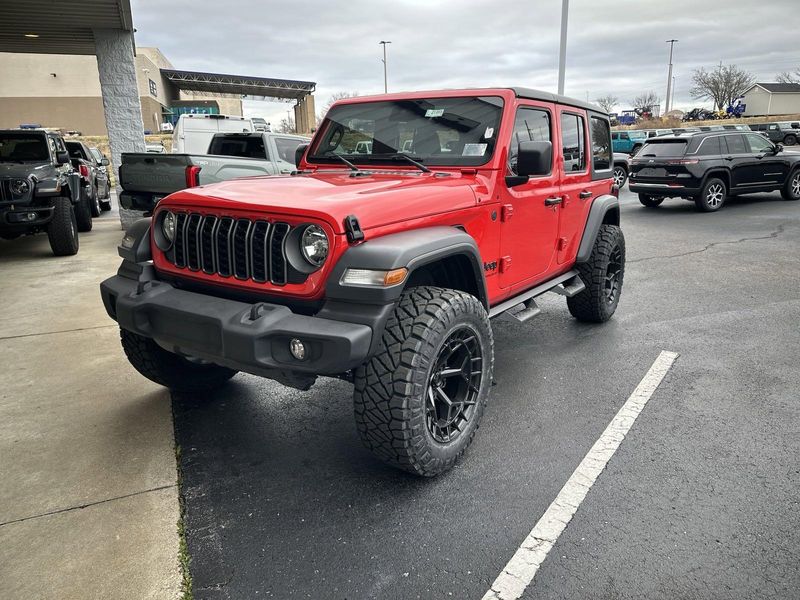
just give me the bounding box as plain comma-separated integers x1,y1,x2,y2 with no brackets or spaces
0,483,177,527
628,224,786,263
0,323,117,341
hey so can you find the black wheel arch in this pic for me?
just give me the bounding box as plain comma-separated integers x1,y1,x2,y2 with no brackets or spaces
701,169,731,193
576,194,620,263
325,226,489,309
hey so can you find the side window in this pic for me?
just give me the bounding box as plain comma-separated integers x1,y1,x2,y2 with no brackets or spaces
768,124,778,131
274,137,305,163
745,133,772,153
560,113,586,173
621,132,629,140
723,134,747,154
590,116,611,171
696,136,722,156
508,107,551,176
611,132,619,141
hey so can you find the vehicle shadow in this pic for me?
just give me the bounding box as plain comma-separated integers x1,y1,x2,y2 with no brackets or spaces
629,190,790,213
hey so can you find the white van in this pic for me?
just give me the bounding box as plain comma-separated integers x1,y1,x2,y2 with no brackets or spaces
171,114,254,154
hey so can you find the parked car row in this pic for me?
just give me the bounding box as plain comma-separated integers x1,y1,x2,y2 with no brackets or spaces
612,124,754,154
0,129,111,256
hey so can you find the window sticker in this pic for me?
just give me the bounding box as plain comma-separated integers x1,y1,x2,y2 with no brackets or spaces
425,108,444,118
484,127,494,139
463,143,488,156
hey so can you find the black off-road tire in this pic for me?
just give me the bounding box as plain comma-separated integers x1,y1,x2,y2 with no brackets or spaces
695,177,727,212
89,183,101,217
100,198,112,211
638,194,663,208
567,224,625,323
120,329,238,393
631,144,643,156
74,187,93,232
784,134,797,146
353,286,494,477
47,197,79,256
781,169,800,201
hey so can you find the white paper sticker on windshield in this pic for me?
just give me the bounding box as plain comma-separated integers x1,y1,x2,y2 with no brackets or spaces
463,143,487,156
425,109,444,118
484,127,494,139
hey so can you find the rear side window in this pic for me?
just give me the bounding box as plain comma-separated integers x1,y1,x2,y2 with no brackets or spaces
590,116,611,171
561,113,586,173
208,136,268,159
637,141,687,157
696,137,722,156
508,107,551,176
723,134,747,154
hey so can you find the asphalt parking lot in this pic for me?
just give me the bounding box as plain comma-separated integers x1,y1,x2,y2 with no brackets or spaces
172,188,800,599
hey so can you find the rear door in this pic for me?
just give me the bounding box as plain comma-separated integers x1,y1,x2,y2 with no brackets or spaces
557,109,605,264
497,101,560,288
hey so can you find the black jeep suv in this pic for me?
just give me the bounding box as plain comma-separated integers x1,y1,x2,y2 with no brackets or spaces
629,130,800,212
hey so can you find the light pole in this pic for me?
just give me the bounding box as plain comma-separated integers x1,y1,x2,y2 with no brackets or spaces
671,75,676,112
557,0,569,95
379,40,392,93
665,39,678,114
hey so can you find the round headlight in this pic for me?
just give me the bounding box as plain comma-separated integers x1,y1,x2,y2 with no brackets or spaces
10,179,30,196
162,211,176,243
300,224,329,267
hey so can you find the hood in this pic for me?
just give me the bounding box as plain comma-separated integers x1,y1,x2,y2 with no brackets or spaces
0,161,53,178
165,170,483,233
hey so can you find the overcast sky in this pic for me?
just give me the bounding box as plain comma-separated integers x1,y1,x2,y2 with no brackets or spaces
131,0,800,124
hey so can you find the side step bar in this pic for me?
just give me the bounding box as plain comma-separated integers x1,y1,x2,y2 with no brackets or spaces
489,270,585,320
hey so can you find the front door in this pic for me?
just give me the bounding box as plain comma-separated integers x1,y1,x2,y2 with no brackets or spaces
743,132,787,187
497,102,560,289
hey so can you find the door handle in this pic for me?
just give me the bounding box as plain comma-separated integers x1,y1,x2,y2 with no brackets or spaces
724,156,734,161
579,190,593,199
544,196,563,206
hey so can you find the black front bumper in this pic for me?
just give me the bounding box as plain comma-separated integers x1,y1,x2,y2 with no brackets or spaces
101,273,375,378
0,204,55,230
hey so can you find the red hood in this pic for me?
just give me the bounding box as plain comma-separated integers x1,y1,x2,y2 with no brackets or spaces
163,170,483,233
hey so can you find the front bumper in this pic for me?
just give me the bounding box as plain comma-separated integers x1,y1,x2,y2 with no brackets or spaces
0,204,55,229
101,273,374,377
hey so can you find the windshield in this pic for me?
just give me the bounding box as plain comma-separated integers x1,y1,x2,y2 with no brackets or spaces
637,141,687,158
308,96,504,167
0,133,49,162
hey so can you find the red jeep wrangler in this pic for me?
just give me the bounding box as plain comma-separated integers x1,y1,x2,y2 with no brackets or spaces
101,88,624,476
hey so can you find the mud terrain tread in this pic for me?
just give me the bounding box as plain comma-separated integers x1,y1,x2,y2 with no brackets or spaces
47,197,79,256
567,224,625,323
353,286,493,476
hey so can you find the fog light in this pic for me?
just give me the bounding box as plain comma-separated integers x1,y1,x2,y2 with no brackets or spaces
289,338,306,360
25,212,37,221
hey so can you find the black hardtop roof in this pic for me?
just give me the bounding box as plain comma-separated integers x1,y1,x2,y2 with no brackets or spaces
511,87,603,114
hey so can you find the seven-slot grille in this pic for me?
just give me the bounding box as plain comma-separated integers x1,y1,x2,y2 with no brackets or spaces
166,212,292,285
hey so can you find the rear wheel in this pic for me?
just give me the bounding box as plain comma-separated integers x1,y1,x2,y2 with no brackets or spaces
695,177,726,212
567,224,625,323
781,169,800,201
89,182,101,217
631,144,642,156
74,187,93,232
613,165,627,188
47,197,79,256
353,286,494,476
784,134,797,146
100,199,112,211
638,194,664,207
120,329,238,393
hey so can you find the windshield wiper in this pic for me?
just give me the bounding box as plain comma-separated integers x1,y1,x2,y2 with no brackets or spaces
324,152,365,175
380,153,431,173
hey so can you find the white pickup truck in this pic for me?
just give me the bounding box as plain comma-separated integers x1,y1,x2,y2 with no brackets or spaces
119,132,311,213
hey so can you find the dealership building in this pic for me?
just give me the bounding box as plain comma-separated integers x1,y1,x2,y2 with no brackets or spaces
0,47,316,135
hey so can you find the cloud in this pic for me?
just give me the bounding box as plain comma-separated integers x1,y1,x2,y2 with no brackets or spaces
131,0,799,119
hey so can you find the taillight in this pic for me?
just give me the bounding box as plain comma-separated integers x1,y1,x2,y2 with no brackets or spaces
185,165,201,188
79,164,90,178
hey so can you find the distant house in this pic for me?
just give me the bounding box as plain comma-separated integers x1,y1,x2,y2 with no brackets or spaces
741,83,800,116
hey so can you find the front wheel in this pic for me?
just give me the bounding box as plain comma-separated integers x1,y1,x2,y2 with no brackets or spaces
353,286,494,476
631,144,642,156
47,197,79,256
639,194,664,207
120,329,238,393
695,177,727,212
782,170,800,201
567,224,625,323
784,135,797,146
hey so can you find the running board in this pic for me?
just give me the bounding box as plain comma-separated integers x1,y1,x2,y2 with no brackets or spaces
489,270,584,319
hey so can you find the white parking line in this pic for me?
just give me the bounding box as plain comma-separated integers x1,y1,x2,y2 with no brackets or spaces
482,350,679,600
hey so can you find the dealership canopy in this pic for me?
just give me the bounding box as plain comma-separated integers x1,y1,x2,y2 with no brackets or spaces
161,69,315,102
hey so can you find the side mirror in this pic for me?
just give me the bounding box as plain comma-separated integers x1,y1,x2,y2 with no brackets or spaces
774,143,784,154
101,157,110,166
506,141,553,187
56,150,70,165
295,143,309,168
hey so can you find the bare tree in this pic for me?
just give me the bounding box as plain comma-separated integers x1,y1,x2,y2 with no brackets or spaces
594,95,619,113
691,64,755,110
631,91,660,116
276,116,295,134
316,91,359,125
776,68,800,84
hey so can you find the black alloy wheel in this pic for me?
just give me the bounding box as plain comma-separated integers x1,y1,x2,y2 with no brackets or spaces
425,326,483,444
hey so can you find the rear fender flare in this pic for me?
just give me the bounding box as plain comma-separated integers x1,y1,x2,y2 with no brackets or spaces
576,195,620,263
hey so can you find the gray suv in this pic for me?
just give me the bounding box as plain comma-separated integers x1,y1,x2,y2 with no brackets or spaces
751,122,800,146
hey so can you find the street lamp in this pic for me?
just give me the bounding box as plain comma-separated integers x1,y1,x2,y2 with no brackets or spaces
557,0,569,95
665,39,678,114
379,40,392,93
